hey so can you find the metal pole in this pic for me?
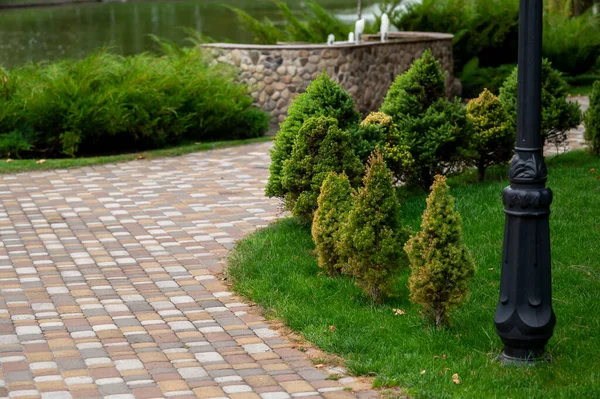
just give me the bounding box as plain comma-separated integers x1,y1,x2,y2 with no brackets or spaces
494,0,556,363
357,0,362,20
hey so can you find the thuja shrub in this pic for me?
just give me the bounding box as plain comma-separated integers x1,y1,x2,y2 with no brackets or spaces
281,117,363,224
266,72,361,198
380,50,473,188
499,59,582,150
584,80,600,155
380,49,446,121
466,89,514,181
405,175,476,329
341,150,409,303
311,172,353,276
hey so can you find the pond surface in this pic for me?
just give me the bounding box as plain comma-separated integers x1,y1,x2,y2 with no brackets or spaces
0,0,378,68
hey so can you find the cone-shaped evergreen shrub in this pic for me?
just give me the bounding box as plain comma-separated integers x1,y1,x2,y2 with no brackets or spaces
341,150,409,302
281,116,363,224
312,172,353,276
499,59,582,150
379,51,473,189
405,175,476,329
380,49,446,120
584,80,600,155
466,89,514,181
397,98,474,189
266,72,361,198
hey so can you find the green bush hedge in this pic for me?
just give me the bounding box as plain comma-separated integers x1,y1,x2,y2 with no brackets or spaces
0,46,270,158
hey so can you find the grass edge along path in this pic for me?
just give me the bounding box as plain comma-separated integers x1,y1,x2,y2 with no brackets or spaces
227,150,600,399
0,136,273,174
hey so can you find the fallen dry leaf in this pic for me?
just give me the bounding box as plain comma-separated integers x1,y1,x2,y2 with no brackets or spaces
452,373,461,384
442,354,447,359
590,168,596,173
36,159,46,164
6,158,13,163
194,142,202,145
136,155,145,160
488,268,494,271
393,309,406,316
328,325,336,332
420,370,427,375
315,364,324,369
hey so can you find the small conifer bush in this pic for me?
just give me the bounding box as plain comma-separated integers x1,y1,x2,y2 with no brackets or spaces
466,89,514,181
312,172,353,276
281,116,363,224
499,59,582,151
405,175,476,329
380,49,446,120
266,72,361,198
341,150,409,302
584,80,600,155
380,50,473,188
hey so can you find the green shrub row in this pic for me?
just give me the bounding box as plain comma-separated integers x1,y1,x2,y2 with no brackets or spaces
0,44,270,159
268,50,591,326
585,80,600,154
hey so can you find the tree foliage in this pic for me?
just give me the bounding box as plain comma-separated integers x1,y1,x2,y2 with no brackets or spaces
281,117,363,224
584,80,600,155
266,72,360,198
341,150,409,302
312,172,353,276
499,59,582,151
466,89,514,181
405,175,476,328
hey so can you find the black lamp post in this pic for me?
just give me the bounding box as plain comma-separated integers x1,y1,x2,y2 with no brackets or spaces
494,0,556,363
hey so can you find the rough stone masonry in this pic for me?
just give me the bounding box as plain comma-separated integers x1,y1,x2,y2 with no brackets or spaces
205,32,455,123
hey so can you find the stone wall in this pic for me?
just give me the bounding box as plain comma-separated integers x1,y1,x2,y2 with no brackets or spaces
204,32,454,123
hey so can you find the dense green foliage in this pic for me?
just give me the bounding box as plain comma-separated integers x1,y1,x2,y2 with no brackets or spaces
228,150,600,398
584,80,600,154
266,72,360,197
466,89,514,181
354,112,414,182
499,59,582,150
0,46,269,158
543,11,600,76
394,0,600,76
394,0,520,71
311,172,354,275
281,117,363,224
405,175,476,328
381,50,473,188
340,150,408,302
459,59,516,99
230,0,368,45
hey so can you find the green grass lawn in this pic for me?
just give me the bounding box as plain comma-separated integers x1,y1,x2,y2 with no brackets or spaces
0,136,272,174
228,150,600,399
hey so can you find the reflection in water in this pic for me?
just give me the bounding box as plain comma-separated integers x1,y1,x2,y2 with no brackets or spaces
0,0,376,68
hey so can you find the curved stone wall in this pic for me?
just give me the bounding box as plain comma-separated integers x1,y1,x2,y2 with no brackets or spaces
204,32,454,123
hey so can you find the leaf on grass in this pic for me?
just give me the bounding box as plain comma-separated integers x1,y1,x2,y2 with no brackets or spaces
420,370,426,375
6,159,13,163
329,325,336,332
194,142,202,145
590,168,596,173
136,155,145,160
393,308,406,316
488,268,494,271
452,373,461,384
36,159,46,164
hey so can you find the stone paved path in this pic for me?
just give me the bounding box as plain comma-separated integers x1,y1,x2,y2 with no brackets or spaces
0,142,371,399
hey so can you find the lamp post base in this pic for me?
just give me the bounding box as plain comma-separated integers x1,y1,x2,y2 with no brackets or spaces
498,347,551,365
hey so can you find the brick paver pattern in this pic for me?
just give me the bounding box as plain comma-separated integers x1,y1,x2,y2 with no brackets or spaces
0,142,360,399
